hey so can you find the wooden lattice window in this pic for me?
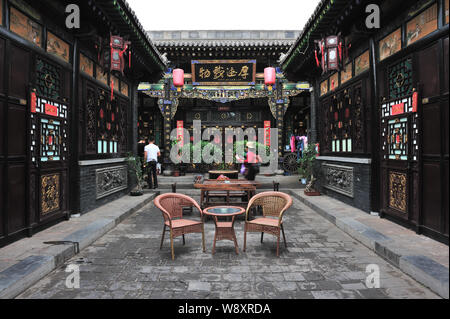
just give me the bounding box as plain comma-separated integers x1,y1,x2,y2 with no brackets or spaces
387,117,408,160
329,89,353,153
320,82,365,154
388,57,413,99
40,118,64,161
94,89,127,154
36,58,61,100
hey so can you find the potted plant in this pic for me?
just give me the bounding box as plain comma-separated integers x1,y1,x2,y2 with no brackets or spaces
297,144,321,196
125,152,144,196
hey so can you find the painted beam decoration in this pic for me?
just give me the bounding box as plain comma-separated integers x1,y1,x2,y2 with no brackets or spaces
192,60,256,85
139,81,310,105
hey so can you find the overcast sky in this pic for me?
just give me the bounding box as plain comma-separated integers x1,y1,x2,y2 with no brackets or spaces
126,0,321,31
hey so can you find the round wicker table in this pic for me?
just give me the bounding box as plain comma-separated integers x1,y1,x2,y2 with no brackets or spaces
203,206,245,255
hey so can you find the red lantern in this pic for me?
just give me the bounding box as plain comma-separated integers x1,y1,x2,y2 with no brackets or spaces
173,69,184,90
314,36,345,74
264,67,276,91
109,36,130,76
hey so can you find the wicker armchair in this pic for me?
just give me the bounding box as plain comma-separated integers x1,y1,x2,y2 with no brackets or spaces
154,193,205,260
243,191,293,256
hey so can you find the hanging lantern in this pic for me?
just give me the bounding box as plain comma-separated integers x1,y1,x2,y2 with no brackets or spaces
173,68,184,91
109,35,131,76
314,35,345,74
264,67,276,91
325,36,339,71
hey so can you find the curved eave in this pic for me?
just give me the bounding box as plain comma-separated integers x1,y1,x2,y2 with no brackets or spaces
281,0,349,74
95,0,167,73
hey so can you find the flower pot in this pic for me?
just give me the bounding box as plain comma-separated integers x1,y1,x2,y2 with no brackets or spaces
173,171,180,177
130,190,143,196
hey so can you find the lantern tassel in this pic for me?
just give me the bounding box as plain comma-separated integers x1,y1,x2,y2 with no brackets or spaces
315,50,320,67
129,48,132,68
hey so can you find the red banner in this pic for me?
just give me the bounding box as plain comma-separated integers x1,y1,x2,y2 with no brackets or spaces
412,92,418,113
177,121,184,147
264,121,271,147
44,103,58,117
30,92,36,113
391,103,404,116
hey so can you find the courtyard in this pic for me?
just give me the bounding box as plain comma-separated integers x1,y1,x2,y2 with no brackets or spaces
16,191,439,299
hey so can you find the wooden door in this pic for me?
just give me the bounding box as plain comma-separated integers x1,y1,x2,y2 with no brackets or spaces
0,37,70,247
380,56,420,227
30,56,70,230
380,39,449,243
415,40,448,240
0,39,31,244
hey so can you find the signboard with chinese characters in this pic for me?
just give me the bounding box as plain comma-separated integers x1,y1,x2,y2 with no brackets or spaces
191,60,256,85
177,121,184,147
264,121,271,147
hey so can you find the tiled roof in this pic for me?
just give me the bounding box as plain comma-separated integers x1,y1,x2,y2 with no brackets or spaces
154,40,295,48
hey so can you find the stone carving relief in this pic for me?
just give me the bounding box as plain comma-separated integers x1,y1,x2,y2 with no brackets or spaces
96,165,128,199
323,163,354,198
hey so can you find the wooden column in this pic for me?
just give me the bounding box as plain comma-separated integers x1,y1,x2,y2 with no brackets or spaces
69,37,80,216
276,103,284,156
163,101,172,163
369,37,380,214
309,85,318,144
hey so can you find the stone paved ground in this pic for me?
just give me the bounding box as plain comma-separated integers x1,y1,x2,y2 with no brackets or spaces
17,193,440,299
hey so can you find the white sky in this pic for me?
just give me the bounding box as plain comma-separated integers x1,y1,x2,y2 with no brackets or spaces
126,0,322,30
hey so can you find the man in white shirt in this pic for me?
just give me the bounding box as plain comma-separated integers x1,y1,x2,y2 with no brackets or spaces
144,136,161,189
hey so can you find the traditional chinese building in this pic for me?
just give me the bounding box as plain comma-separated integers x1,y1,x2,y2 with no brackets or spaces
282,0,449,243
0,0,165,247
138,30,313,172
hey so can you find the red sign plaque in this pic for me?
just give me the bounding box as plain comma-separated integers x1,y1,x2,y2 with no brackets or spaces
45,103,58,117
391,103,404,116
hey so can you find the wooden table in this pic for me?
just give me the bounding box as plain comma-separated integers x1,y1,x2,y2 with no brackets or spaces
194,179,259,208
208,170,239,180
203,206,245,254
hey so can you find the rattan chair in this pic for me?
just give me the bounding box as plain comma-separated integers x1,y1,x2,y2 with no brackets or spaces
243,191,293,256
154,193,205,260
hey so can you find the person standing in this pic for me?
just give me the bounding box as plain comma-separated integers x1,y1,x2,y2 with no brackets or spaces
236,141,261,181
144,136,160,189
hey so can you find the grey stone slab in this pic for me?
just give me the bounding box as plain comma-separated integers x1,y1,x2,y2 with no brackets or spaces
0,255,54,299
400,255,449,299
288,190,446,299
187,281,211,292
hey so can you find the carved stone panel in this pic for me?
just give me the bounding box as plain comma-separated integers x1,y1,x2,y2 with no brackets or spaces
323,164,354,198
95,165,128,199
